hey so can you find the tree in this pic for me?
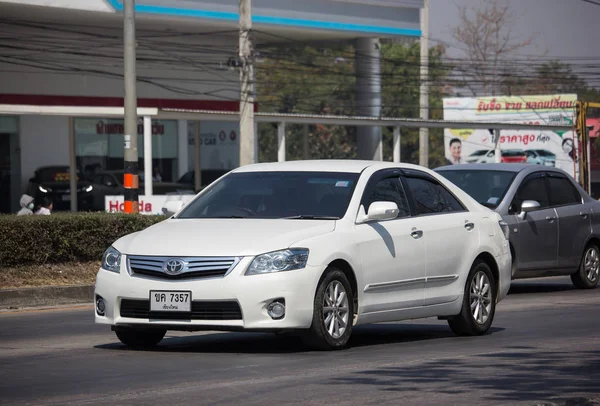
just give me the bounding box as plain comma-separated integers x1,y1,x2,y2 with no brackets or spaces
501,60,600,102
255,41,452,167
451,0,534,96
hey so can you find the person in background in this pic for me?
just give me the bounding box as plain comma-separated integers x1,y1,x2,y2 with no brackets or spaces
152,167,163,182
17,194,35,216
35,196,53,215
446,138,463,165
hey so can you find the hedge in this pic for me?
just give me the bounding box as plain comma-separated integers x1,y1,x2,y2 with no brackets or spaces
0,212,166,267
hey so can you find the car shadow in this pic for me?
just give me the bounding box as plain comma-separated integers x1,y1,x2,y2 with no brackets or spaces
508,279,580,295
94,323,505,354
327,348,600,403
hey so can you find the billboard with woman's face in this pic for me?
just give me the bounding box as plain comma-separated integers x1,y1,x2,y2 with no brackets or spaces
443,94,578,178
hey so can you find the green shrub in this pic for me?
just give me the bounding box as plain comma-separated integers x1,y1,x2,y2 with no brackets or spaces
0,212,166,267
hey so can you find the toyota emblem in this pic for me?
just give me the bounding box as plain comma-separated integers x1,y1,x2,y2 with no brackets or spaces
164,259,185,275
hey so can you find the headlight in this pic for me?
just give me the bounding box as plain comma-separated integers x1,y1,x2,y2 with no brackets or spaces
498,220,510,240
101,247,121,273
246,249,309,275
85,185,93,193
38,185,50,193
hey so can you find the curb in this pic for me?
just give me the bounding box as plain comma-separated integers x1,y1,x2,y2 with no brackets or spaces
0,285,94,309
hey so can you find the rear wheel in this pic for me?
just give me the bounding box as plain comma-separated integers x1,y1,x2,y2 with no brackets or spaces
302,268,354,350
448,260,496,336
571,244,600,289
115,328,166,348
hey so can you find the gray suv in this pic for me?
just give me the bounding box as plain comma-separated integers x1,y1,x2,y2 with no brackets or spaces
435,163,600,289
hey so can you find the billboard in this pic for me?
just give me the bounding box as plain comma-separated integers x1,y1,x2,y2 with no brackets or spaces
443,94,578,178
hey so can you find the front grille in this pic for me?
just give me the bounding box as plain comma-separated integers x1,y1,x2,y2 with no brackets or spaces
120,299,243,320
128,255,239,280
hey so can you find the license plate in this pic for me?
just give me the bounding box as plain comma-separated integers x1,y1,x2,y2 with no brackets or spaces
150,290,191,312
62,195,71,201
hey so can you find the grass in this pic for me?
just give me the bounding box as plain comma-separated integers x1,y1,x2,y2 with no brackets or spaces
0,261,99,289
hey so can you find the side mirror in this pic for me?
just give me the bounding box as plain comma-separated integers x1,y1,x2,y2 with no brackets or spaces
162,200,184,217
357,201,399,224
518,200,540,220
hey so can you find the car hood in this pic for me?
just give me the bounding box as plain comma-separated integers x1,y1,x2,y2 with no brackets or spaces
114,218,336,257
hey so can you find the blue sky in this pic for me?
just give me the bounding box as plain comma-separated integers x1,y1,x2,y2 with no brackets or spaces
430,0,600,62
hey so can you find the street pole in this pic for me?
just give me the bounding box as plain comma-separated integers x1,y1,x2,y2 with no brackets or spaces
418,0,429,168
239,0,256,167
123,0,139,214
494,129,502,163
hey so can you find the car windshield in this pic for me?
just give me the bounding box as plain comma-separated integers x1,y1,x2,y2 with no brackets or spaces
437,170,516,208
177,171,359,219
533,149,556,157
502,150,525,156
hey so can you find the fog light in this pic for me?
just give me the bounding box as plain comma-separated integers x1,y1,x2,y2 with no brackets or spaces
96,295,106,316
267,300,285,320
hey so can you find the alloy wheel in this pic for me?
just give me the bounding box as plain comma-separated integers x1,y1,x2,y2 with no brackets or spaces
584,247,600,283
322,280,350,339
470,271,492,325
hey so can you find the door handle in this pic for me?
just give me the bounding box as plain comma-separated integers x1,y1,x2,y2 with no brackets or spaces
410,230,423,239
580,211,588,219
464,222,475,231
545,216,556,222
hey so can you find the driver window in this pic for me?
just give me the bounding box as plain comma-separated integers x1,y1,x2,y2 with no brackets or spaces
511,177,549,213
366,177,411,218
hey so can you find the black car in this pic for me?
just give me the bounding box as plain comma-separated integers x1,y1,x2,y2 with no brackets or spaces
90,170,195,211
177,169,229,191
26,166,96,211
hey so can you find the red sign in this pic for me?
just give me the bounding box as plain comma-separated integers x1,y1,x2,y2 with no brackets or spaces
96,121,165,136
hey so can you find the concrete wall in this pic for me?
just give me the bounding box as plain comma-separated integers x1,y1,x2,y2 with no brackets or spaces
0,63,239,102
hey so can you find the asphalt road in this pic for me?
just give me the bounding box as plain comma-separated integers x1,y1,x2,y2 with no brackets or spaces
0,277,599,406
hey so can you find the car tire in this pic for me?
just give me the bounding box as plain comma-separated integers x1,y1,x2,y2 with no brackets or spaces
302,268,354,351
448,260,496,336
115,328,166,348
571,243,600,289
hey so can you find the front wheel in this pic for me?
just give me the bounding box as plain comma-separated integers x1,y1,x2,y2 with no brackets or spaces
448,260,496,336
302,268,354,350
571,244,600,289
115,328,166,348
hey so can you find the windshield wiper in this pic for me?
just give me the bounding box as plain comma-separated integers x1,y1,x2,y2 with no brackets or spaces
212,215,247,219
284,215,339,220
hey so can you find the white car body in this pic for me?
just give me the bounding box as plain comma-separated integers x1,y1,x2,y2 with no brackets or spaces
95,160,511,346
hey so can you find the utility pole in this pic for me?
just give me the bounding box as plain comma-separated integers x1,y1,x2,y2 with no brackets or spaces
494,129,502,163
418,0,429,167
239,0,256,166
123,0,139,213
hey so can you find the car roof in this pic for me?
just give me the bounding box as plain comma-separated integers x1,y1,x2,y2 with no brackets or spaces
435,163,551,173
232,160,427,174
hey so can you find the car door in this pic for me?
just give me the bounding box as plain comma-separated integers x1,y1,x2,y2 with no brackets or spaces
510,173,558,271
402,170,478,306
356,169,426,313
547,172,591,269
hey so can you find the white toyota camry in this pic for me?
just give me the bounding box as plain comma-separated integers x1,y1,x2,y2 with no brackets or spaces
95,160,511,350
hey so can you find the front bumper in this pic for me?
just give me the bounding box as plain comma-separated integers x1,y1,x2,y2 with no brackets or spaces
94,256,323,331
